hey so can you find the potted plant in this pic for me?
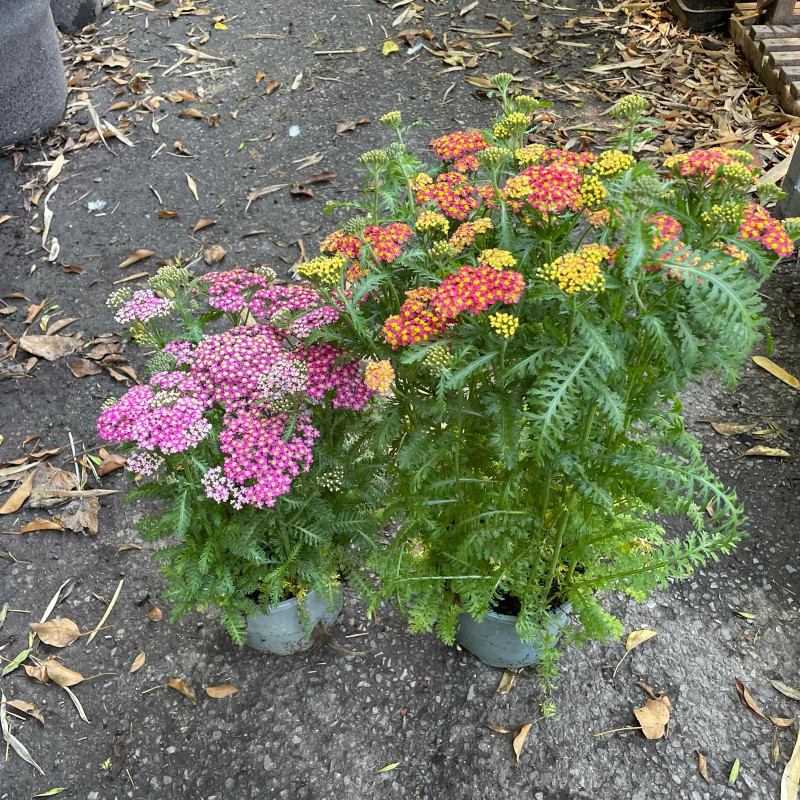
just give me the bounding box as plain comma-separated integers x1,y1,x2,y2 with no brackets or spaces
299,78,798,681
96,262,382,653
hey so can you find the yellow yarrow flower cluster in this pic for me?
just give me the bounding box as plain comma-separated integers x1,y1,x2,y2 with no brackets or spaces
477,146,513,169
478,248,517,270
297,255,347,288
380,111,402,128
364,360,395,393
428,241,458,260
512,95,541,114
610,94,649,121
416,210,450,237
489,312,519,338
726,149,754,165
593,150,635,178
493,111,530,139
700,202,742,228
579,174,607,208
538,243,612,294
718,161,756,186
515,144,546,166
423,343,454,376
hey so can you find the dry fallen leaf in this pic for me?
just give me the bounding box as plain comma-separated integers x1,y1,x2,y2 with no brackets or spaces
115,543,141,556
29,618,81,648
736,678,795,727
633,694,671,739
186,173,199,201
783,727,800,800
245,184,289,212
752,356,799,390
119,249,154,269
147,604,163,622
43,657,85,687
206,683,238,698
28,463,79,508
193,218,217,233
626,629,658,651
484,723,513,734
497,668,518,694
697,751,709,782
19,335,82,361
0,471,35,514
382,40,400,56
740,446,790,458
6,699,44,724
58,496,100,534
19,519,62,533
203,244,227,265
772,681,800,702
68,358,102,378
97,449,125,476
709,421,757,436
130,651,146,673
773,728,782,765
167,678,196,703
512,722,533,767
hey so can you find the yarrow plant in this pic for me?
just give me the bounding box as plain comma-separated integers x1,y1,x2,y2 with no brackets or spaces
98,263,382,642
299,78,799,687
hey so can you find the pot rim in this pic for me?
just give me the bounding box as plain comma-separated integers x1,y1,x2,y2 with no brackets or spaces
465,600,572,624
256,584,342,614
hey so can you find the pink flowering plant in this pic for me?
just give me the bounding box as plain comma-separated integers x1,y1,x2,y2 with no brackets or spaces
301,75,800,680
98,264,381,642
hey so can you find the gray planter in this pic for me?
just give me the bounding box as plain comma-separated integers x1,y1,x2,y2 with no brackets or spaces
245,587,343,655
0,0,67,146
455,602,571,669
50,0,101,32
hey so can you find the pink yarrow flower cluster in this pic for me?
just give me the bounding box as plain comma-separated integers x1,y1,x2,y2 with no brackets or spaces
114,289,174,325
163,339,196,366
200,269,273,314
96,371,212,454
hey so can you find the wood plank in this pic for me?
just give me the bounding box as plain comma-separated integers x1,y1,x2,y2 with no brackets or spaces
777,65,800,81
764,0,796,23
768,49,800,67
791,80,800,97
759,36,800,51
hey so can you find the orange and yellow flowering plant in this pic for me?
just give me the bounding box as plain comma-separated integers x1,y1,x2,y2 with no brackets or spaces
301,76,797,680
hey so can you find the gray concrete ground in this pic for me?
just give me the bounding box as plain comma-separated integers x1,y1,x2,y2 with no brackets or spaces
0,0,798,798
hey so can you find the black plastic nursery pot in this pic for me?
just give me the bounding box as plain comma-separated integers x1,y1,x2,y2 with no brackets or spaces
244,587,343,655
50,0,101,32
668,0,735,31
0,0,68,146
455,602,571,669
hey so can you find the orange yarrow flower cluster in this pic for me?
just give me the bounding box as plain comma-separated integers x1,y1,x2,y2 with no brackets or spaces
381,266,524,348
540,149,597,170
431,130,489,161
449,218,494,253
364,360,395,393
738,204,793,257
501,163,583,214
411,172,480,220
322,223,412,263
664,148,757,184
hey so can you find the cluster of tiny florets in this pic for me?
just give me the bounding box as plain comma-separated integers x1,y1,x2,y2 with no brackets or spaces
411,173,480,220
149,265,190,294
114,289,175,325
492,112,530,139
422,344,454,376
106,287,132,310
579,175,607,208
416,211,450,237
488,312,519,338
478,249,516,271
610,94,649,121
738,204,793,257
431,130,489,161
700,202,743,229
449,218,494,253
538,244,612,294
664,149,757,184
502,163,583,214
592,150,635,178
322,224,412,263
296,255,347,288
364,360,395,393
